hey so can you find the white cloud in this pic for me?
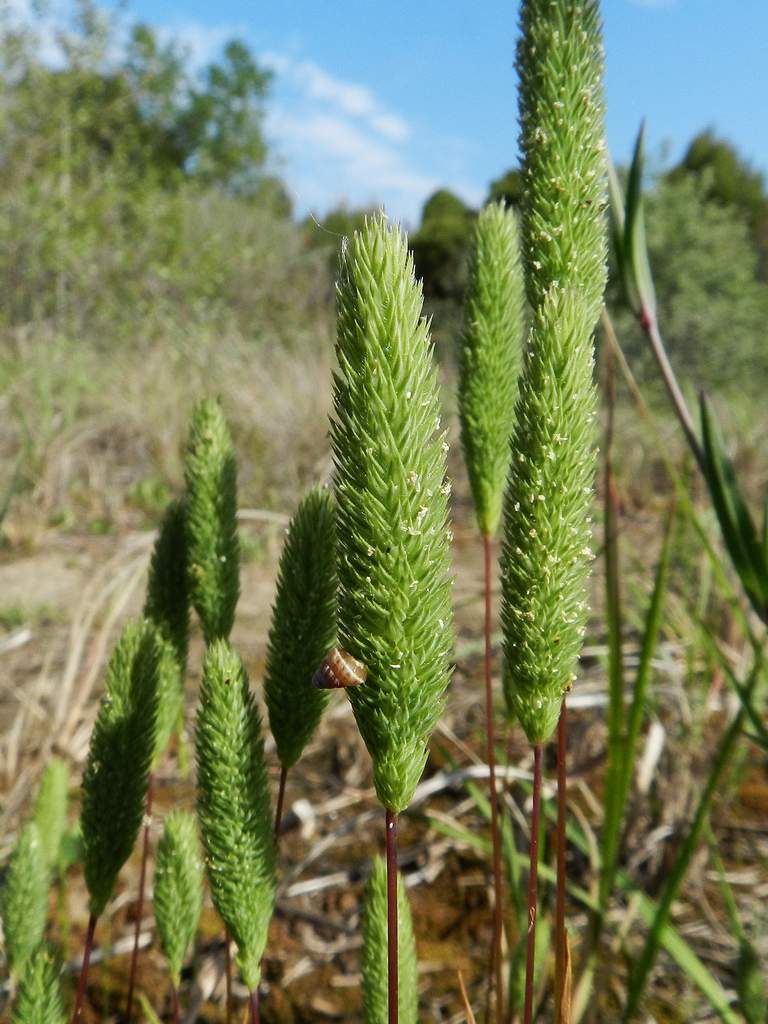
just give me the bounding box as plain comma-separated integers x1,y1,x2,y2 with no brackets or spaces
262,52,411,143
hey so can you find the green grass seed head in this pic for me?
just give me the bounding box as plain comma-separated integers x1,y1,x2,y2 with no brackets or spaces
31,757,69,871
361,857,418,1024
332,213,454,814
517,0,607,322
264,486,337,770
11,945,66,1024
144,498,190,677
501,288,597,743
154,809,204,988
195,639,275,991
502,0,607,745
459,201,525,537
184,399,240,645
81,620,160,918
0,823,48,980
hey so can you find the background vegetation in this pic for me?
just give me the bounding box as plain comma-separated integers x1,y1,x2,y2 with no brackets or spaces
0,2,766,1021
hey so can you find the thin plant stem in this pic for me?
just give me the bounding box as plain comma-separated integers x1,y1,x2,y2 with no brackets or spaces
171,983,180,1024
639,306,705,474
224,927,233,1024
70,912,97,1024
483,532,505,1024
385,808,399,1024
249,988,260,1024
274,765,288,839
523,743,543,1024
125,772,155,1024
555,702,568,1023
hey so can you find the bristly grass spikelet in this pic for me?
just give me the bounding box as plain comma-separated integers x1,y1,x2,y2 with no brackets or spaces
154,810,204,990
32,758,69,872
80,620,161,918
11,945,66,1024
0,823,48,980
195,640,276,993
516,0,606,324
361,858,418,1024
501,287,599,743
145,498,190,676
331,213,454,815
264,486,337,772
503,0,607,748
184,399,240,644
459,200,525,538
457,197,525,1024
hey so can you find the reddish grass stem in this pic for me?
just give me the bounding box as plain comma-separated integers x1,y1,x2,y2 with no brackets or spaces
249,988,260,1024
274,765,288,838
125,772,155,1024
482,533,505,1024
522,744,543,1024
171,983,180,1024
555,702,568,1022
385,808,399,1024
70,912,97,1024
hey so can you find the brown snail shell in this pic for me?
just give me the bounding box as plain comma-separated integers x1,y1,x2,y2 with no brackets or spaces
312,647,368,689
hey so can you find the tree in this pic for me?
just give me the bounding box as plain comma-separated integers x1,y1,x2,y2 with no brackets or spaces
669,131,768,278
486,168,523,208
609,171,768,393
410,189,475,301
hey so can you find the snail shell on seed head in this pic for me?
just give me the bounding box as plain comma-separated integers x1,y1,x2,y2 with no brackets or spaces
312,647,368,689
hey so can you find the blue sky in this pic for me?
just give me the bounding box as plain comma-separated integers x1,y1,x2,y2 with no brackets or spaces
31,0,768,225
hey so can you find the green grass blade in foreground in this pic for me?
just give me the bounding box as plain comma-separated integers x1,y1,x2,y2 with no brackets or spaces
80,620,160,918
623,655,762,1021
185,398,240,644
154,809,204,988
32,757,69,871
361,858,418,1024
0,823,48,979
196,640,275,990
145,498,190,677
332,214,453,814
458,201,524,537
700,394,768,621
11,945,66,1024
264,486,337,770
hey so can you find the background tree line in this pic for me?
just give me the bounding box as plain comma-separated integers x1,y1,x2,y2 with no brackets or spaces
2,0,767,395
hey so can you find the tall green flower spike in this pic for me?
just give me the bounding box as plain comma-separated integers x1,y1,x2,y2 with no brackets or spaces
32,757,69,871
517,0,606,323
501,289,598,743
184,399,240,644
332,214,454,814
11,945,65,1024
154,810,204,988
361,858,418,1024
195,640,275,991
0,823,48,980
458,201,525,536
145,498,190,677
264,486,337,770
501,0,607,745
80,620,160,917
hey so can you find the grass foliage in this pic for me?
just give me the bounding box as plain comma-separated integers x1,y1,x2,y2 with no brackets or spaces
332,214,454,813
80,620,160,917
195,640,276,991
154,809,204,987
264,486,337,770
